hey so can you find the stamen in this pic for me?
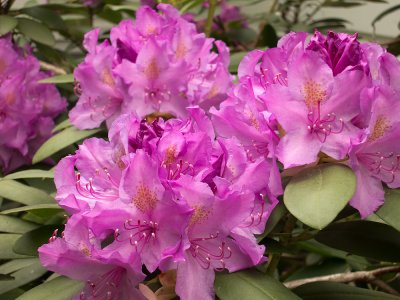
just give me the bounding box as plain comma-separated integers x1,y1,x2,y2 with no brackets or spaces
307,101,344,142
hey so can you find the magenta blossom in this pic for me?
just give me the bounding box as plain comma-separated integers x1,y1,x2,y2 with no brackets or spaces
39,214,145,300
349,86,400,217
70,4,232,129
0,36,66,173
42,109,277,300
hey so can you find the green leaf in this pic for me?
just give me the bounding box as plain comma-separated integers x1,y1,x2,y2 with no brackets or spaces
13,225,62,256
0,288,25,300
0,16,18,36
20,6,66,30
16,276,84,300
0,260,46,295
17,18,55,46
38,74,74,84
215,269,301,300
1,204,61,215
376,189,400,232
0,274,14,281
293,281,400,300
284,164,356,230
229,52,247,73
296,240,368,269
315,220,400,262
0,234,31,259
0,258,39,274
52,119,72,133
372,4,400,27
285,259,348,282
32,127,101,164
257,24,278,48
0,215,38,233
3,169,54,180
0,180,54,205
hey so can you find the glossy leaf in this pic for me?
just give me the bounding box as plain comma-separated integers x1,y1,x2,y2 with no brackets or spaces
32,127,101,164
0,234,31,259
0,261,46,295
13,225,62,256
3,169,54,180
0,16,18,36
16,276,84,300
293,281,400,300
0,215,38,233
38,74,74,84
376,189,400,232
315,220,400,262
215,270,301,300
20,6,66,30
17,18,55,46
0,180,54,205
1,204,61,215
284,164,356,229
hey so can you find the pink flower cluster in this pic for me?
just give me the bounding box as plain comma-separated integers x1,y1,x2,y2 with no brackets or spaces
0,37,66,173
211,31,400,217
39,108,278,300
70,4,232,129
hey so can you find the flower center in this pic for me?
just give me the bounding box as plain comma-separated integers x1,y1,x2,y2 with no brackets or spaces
303,80,327,108
101,69,115,87
368,115,391,142
144,59,159,80
132,183,158,212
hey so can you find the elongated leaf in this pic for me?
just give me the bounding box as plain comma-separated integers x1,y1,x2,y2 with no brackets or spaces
0,215,38,233
297,240,368,269
32,127,101,164
0,261,46,295
52,119,72,133
0,180,54,205
0,288,25,300
20,6,66,30
372,4,400,26
376,189,400,232
0,16,18,36
0,274,14,281
13,225,62,256
16,276,84,300
17,18,55,46
284,164,356,229
315,220,400,262
215,270,301,300
293,281,400,300
38,74,74,84
1,204,61,215
0,259,39,274
3,169,54,180
0,234,31,259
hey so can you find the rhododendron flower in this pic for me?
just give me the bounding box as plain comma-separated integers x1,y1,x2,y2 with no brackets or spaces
349,86,400,217
70,4,232,129
41,109,277,300
0,37,66,173
263,51,367,168
39,215,145,300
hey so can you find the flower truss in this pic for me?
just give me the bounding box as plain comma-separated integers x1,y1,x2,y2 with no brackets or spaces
0,36,66,173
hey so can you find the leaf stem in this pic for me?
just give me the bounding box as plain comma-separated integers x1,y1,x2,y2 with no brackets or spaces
204,0,217,37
